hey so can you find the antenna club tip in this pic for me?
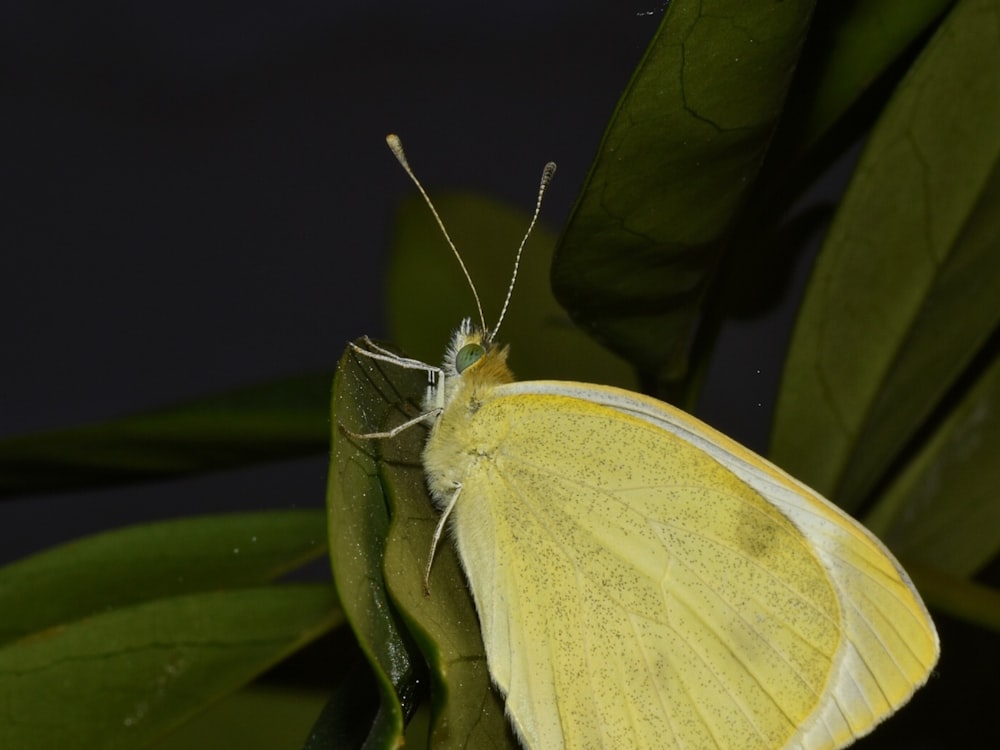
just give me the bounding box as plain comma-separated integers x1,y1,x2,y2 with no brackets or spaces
385,133,409,167
542,161,557,182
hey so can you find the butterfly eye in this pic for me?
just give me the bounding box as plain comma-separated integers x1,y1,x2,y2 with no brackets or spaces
455,343,485,373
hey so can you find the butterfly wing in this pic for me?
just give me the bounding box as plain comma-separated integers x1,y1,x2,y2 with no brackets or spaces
437,382,938,750
523,381,941,747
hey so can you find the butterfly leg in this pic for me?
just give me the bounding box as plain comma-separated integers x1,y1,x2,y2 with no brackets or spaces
424,482,463,596
349,337,441,374
340,408,441,441
349,337,446,411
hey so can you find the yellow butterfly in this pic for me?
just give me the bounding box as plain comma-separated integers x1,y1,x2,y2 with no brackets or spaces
351,134,939,750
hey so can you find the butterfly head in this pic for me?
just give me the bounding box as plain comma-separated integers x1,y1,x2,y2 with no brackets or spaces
435,318,513,407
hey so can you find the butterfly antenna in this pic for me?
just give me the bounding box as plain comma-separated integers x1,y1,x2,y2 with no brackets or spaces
491,160,557,342
386,134,487,332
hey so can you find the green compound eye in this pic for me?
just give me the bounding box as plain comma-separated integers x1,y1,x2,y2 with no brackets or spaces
455,343,486,373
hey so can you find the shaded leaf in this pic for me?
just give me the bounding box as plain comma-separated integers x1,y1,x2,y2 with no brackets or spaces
0,373,331,498
329,341,515,748
155,684,331,750
792,0,955,149
552,0,815,384
0,510,327,645
387,193,634,389
866,352,1000,577
772,0,1000,509
0,584,341,750
327,344,426,749
301,650,379,750
908,564,1000,634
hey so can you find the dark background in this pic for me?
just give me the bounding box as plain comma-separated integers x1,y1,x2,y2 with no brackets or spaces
1,2,662,558
3,1,806,561
1,2,989,747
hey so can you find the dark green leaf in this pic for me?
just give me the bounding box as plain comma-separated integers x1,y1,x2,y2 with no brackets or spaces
866,353,1000,577
552,0,815,384
0,373,331,498
0,510,327,645
772,0,1000,509
156,685,331,750
907,564,1000,634
791,0,955,149
301,651,379,750
329,341,516,748
327,344,425,749
0,584,341,750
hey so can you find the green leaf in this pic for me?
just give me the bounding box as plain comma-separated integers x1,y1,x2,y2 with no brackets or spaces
301,650,379,750
552,0,815,383
792,0,955,149
155,684,331,750
387,193,634,388
866,353,1000,577
0,510,327,645
0,584,341,750
908,564,1000,634
772,0,1000,509
327,344,426,749
0,373,331,498
329,341,516,748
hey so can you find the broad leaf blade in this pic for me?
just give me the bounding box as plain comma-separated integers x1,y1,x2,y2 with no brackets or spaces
0,584,340,750
907,565,1000,634
866,353,1000,577
772,0,1000,509
330,341,515,747
301,651,380,750
552,0,815,383
0,373,331,498
792,0,955,149
0,510,327,645
156,685,332,750
328,344,426,748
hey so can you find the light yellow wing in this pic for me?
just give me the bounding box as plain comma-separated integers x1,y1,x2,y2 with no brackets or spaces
442,382,938,750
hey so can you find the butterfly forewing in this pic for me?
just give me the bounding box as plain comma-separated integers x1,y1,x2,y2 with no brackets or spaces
441,380,939,750
430,384,876,748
